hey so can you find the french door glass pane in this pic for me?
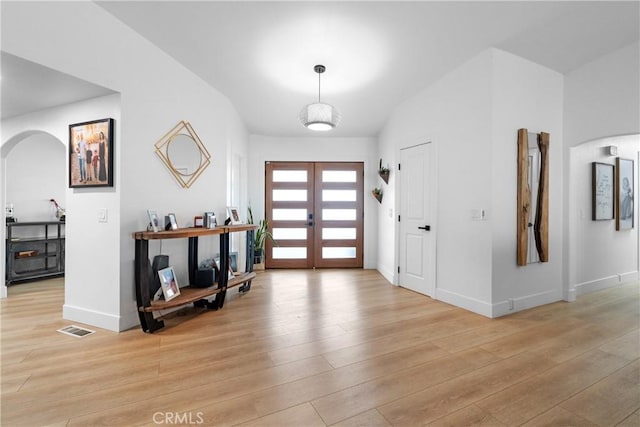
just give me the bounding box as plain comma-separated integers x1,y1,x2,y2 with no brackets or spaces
322,228,357,240
273,189,307,201
273,247,307,259
322,170,356,183
322,209,357,221
273,170,307,182
322,247,357,259
322,189,357,202
272,209,307,221
272,228,307,240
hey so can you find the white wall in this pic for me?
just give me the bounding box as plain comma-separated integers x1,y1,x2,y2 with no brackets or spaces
375,132,398,283
2,2,249,331
378,50,494,315
378,49,565,317
564,41,640,296
1,94,122,326
6,133,66,222
490,50,564,316
248,135,378,269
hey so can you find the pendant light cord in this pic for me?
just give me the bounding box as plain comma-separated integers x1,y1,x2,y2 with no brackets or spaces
317,70,322,103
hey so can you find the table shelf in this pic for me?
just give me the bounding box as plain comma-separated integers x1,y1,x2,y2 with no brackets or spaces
6,221,65,285
133,224,257,332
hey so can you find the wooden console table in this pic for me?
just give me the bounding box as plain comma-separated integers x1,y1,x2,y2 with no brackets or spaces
133,224,257,333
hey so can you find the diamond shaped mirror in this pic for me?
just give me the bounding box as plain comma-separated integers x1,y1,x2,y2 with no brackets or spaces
155,121,211,188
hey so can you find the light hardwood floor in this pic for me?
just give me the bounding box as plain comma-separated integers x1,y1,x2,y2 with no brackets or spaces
1,270,638,426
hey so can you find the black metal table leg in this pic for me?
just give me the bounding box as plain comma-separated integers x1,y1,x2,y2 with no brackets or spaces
188,236,198,286
134,239,164,333
239,229,255,293
216,231,230,309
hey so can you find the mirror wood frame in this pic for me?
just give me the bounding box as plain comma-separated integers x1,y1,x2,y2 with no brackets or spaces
517,128,549,266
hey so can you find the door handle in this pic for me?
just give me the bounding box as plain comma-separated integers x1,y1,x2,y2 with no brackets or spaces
418,225,431,231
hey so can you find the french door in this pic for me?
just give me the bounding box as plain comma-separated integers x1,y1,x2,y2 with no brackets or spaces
265,162,364,269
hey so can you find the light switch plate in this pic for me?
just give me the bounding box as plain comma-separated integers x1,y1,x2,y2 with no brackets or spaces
471,209,486,220
98,208,108,223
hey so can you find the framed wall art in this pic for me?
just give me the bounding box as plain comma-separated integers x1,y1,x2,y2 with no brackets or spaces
592,162,614,221
69,118,114,188
615,157,634,230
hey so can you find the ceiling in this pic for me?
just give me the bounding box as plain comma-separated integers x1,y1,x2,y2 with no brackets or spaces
3,2,638,137
0,52,115,120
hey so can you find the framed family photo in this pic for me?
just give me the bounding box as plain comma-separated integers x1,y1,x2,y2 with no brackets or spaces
69,118,114,188
616,158,634,230
592,162,614,221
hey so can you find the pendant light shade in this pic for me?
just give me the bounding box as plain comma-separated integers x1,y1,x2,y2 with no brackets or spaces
300,65,340,131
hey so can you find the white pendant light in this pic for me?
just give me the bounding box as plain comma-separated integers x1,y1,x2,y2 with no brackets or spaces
299,65,340,131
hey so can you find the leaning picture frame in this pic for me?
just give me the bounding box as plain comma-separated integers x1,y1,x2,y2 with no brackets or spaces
69,118,114,188
592,162,614,221
227,207,241,225
615,157,634,230
158,266,180,301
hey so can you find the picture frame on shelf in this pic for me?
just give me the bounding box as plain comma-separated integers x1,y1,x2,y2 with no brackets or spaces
227,207,241,225
194,216,204,228
158,266,180,301
69,118,114,188
203,211,216,228
615,157,634,230
147,210,160,232
166,213,178,230
214,255,235,279
592,162,614,221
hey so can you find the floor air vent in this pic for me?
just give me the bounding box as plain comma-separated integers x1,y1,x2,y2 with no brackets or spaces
57,325,95,338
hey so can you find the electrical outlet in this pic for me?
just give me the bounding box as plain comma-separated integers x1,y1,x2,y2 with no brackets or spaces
508,299,514,310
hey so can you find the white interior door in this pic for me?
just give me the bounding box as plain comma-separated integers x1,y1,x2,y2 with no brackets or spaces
399,142,436,296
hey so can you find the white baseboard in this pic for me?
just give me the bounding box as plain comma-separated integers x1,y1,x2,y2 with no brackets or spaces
564,287,577,302
491,289,562,318
575,271,639,296
119,310,141,331
378,267,395,286
63,304,122,332
435,288,492,318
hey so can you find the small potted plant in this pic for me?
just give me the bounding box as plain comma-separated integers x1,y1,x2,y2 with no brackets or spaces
50,199,66,222
372,187,383,203
247,206,276,267
378,159,390,184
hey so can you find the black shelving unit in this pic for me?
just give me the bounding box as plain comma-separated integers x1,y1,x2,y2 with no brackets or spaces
5,221,65,285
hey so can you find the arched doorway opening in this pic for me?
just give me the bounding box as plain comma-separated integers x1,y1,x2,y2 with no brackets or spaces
567,133,640,300
2,130,66,298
